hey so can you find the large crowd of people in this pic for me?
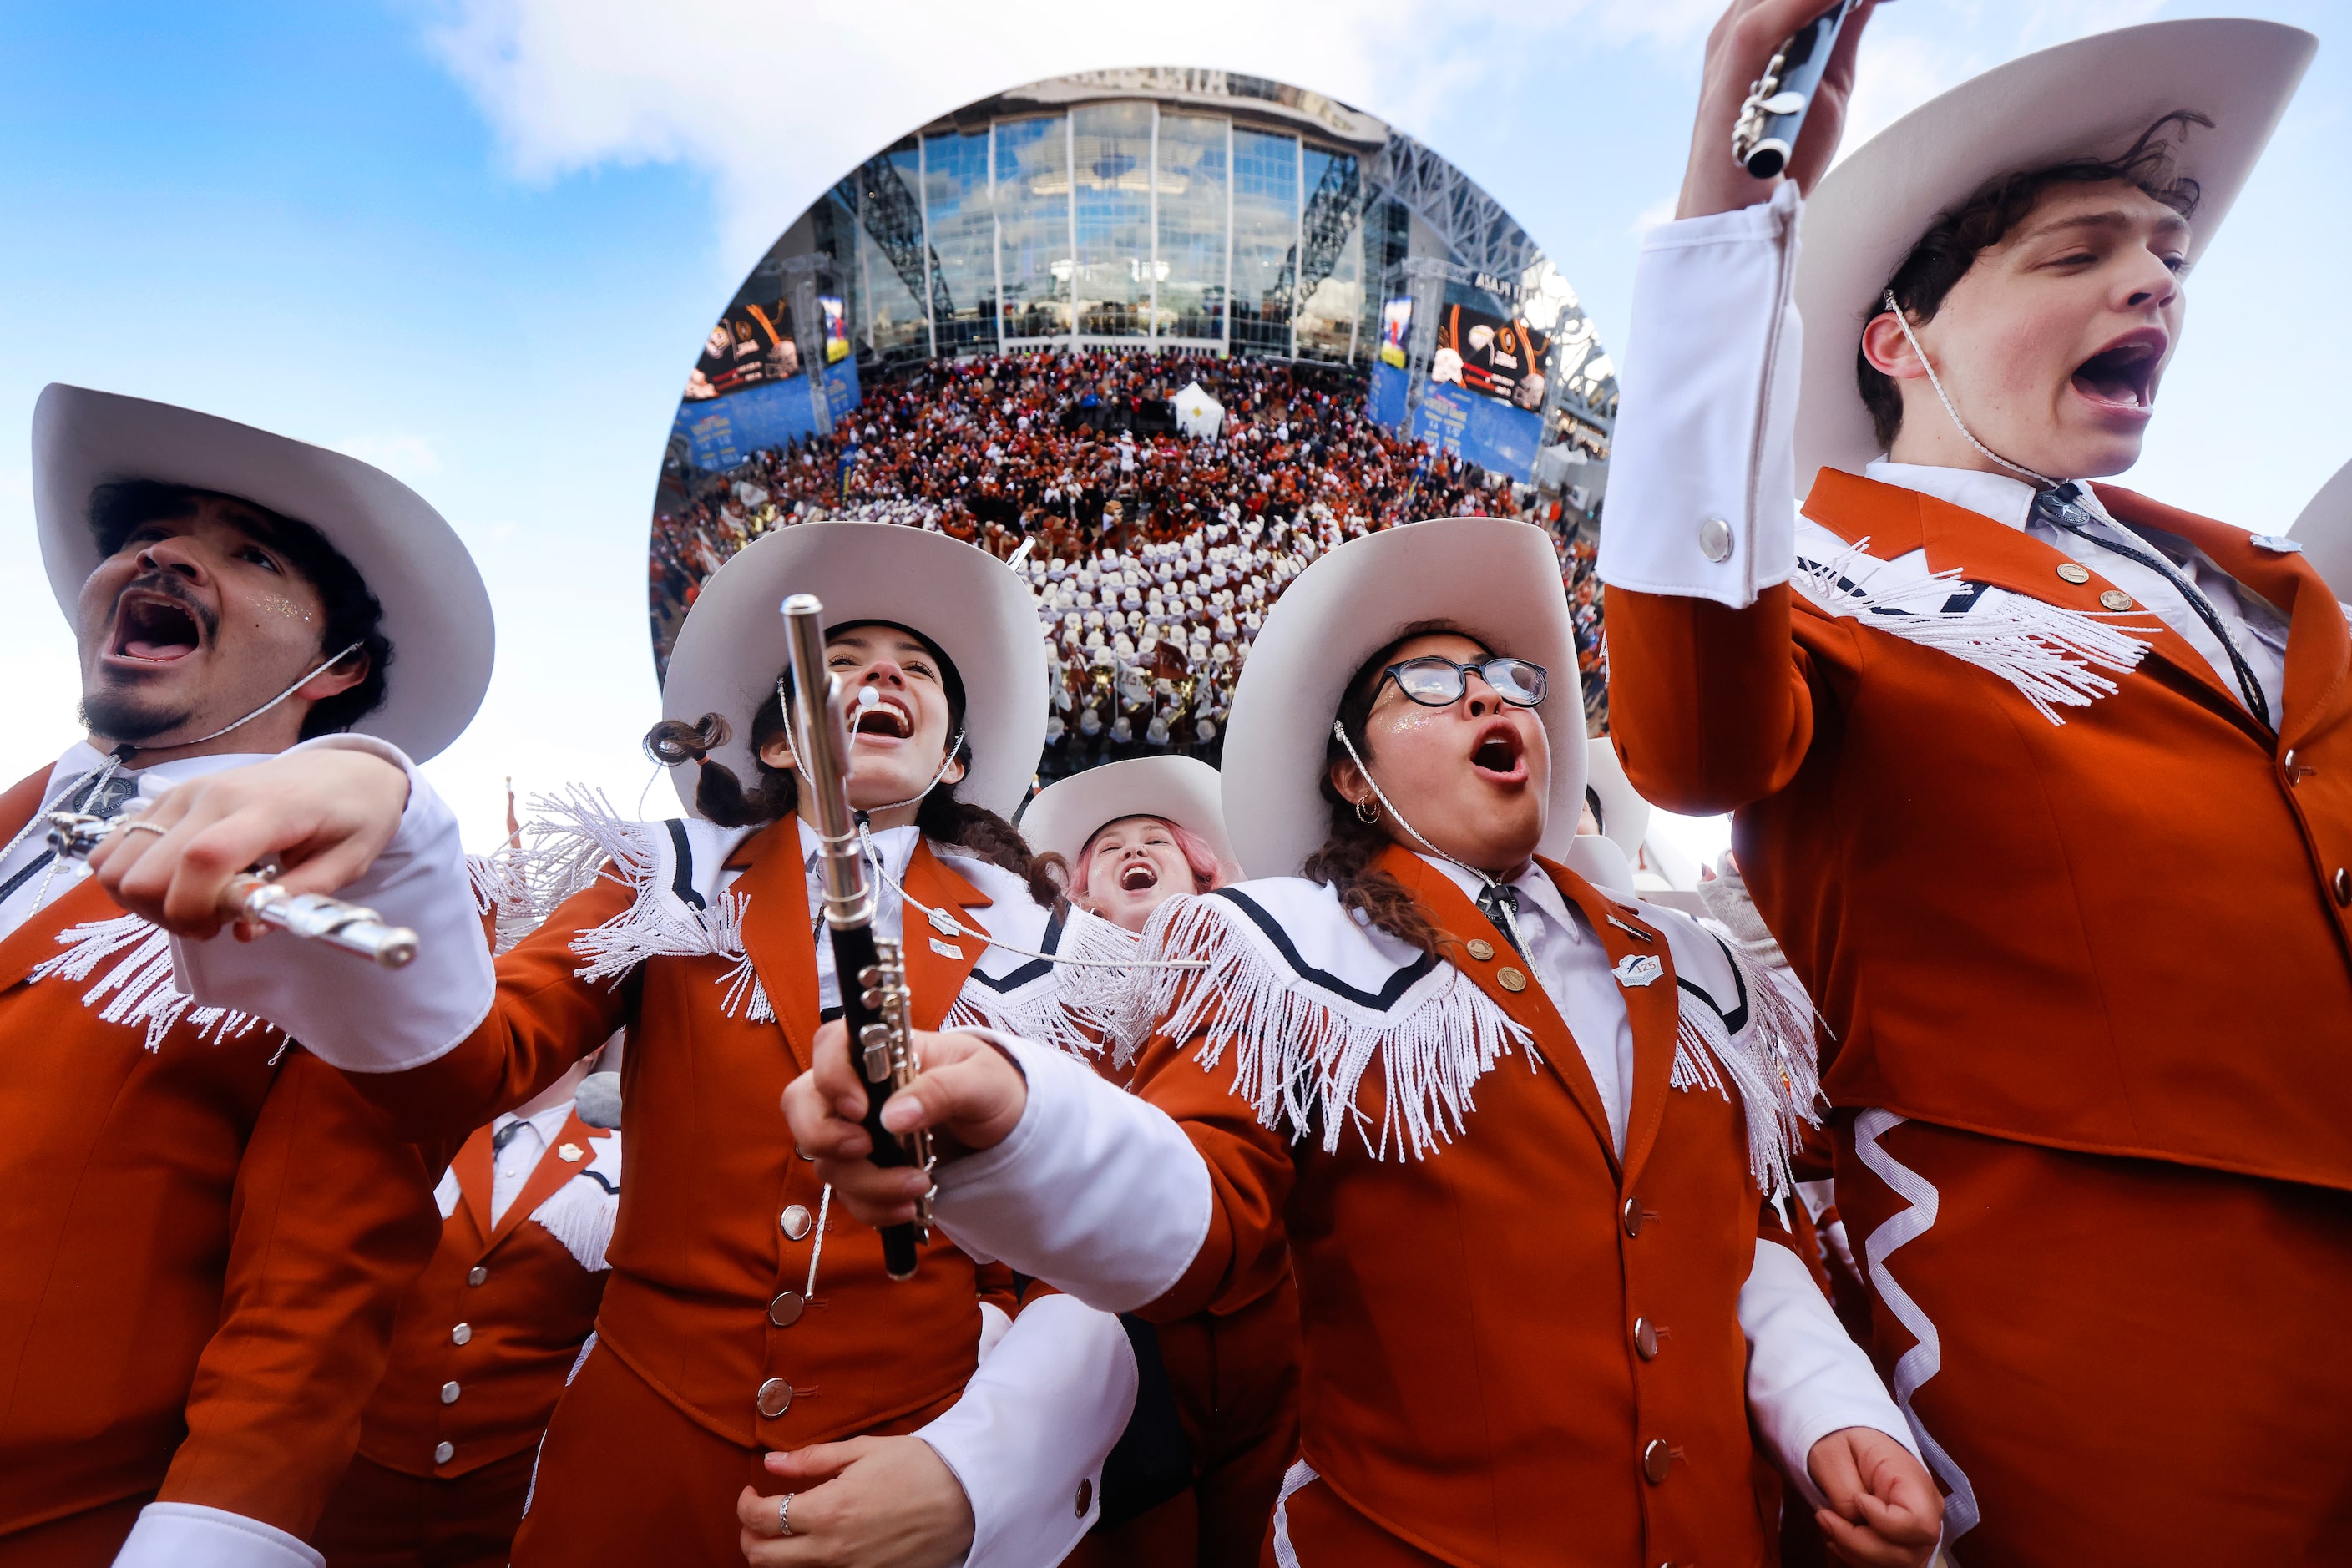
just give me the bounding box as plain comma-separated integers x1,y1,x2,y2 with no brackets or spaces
648,349,1611,755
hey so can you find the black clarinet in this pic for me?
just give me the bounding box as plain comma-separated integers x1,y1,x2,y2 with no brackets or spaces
1732,0,1861,180
781,593,932,1280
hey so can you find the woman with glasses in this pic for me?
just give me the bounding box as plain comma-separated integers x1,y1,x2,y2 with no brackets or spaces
790,516,1941,1567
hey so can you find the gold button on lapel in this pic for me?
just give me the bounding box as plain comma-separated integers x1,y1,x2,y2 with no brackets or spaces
1497,966,1527,993
2056,562,2092,584
2099,589,2135,611
557,1143,584,1163
1464,938,1495,962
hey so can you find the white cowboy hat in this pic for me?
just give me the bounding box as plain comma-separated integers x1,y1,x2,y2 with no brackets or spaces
1793,18,2315,491
1219,517,1584,880
1582,736,1651,862
660,520,1044,819
32,383,493,763
2290,457,2352,600
1017,756,1239,883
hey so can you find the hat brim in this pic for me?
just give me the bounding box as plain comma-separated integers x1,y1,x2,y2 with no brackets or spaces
1794,19,2314,491
2291,457,2352,600
1583,737,1651,862
1219,517,1584,880
32,383,493,763
660,521,1045,819
1017,755,1238,882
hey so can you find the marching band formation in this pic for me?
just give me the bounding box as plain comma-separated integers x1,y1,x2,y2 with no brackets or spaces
3,5,2346,1567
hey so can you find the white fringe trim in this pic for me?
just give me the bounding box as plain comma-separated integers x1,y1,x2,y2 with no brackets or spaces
1793,539,2156,725
501,788,776,1022
29,913,273,1052
943,906,1142,1060
466,851,543,955
1667,937,1821,1198
1134,893,1817,1188
1141,895,1540,1161
529,1176,618,1272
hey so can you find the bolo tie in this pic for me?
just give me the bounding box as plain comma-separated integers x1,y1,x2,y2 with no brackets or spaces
0,771,143,906
2033,483,2274,732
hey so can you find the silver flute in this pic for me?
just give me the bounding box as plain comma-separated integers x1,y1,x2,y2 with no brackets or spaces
781,592,932,1279
46,812,420,969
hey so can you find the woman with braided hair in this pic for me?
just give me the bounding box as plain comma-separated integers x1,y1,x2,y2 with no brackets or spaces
789,516,1940,1567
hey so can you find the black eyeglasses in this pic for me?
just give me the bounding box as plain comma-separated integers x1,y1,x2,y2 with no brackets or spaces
1377,655,1547,710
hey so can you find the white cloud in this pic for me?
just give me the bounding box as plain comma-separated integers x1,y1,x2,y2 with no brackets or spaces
422,0,1725,264
331,432,445,484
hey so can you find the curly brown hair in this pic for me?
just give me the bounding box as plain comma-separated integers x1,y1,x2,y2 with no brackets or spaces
1300,621,1485,958
641,672,1056,906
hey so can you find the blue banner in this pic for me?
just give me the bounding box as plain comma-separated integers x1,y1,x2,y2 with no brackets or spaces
672,357,862,473
1409,382,1541,482
1368,359,1410,432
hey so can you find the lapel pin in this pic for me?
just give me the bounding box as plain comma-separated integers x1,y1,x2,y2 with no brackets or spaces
556,1142,584,1163
1612,953,1665,989
928,907,962,936
2249,534,2304,554
929,938,964,960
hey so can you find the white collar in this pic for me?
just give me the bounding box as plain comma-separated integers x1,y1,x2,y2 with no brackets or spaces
43,740,276,807
493,1100,574,1141
1864,459,2041,531
795,815,923,877
1413,853,1585,948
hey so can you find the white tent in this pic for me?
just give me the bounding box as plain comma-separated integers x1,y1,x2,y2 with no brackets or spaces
1173,381,1223,439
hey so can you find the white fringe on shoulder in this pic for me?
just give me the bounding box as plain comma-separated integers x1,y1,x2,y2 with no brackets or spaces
505,787,775,1023
1793,539,2157,725
1141,894,1540,1161
943,907,1143,1061
30,913,272,1052
1666,936,1821,1198
529,1176,618,1272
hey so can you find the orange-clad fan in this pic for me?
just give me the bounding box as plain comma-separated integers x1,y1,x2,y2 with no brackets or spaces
96,521,1136,1567
1598,5,2347,1561
789,517,1940,1567
313,1052,619,1568
1022,757,1301,1567
0,386,493,1565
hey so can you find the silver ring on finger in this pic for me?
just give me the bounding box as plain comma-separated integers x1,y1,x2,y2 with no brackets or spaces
121,820,169,838
778,1493,795,1537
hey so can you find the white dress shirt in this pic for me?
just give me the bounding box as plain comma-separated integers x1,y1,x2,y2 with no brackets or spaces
1415,854,1636,1155
487,1101,574,1227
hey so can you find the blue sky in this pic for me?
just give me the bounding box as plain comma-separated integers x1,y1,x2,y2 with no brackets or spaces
3,0,2344,852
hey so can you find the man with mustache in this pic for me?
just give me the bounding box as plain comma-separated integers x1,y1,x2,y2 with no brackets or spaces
0,384,493,1566
1601,5,2349,1561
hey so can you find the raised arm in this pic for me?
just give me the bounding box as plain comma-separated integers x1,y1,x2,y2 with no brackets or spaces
1599,0,1874,814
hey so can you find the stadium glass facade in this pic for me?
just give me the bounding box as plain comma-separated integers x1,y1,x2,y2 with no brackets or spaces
772,70,1611,421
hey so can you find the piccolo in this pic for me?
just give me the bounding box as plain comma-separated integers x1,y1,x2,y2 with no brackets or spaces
46,812,420,969
781,593,933,1281
1731,0,1861,180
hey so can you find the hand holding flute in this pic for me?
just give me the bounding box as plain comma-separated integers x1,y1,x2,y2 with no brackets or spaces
83,746,416,949
1678,0,1878,220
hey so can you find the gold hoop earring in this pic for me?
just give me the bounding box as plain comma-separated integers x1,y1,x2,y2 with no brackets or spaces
1354,797,1380,825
